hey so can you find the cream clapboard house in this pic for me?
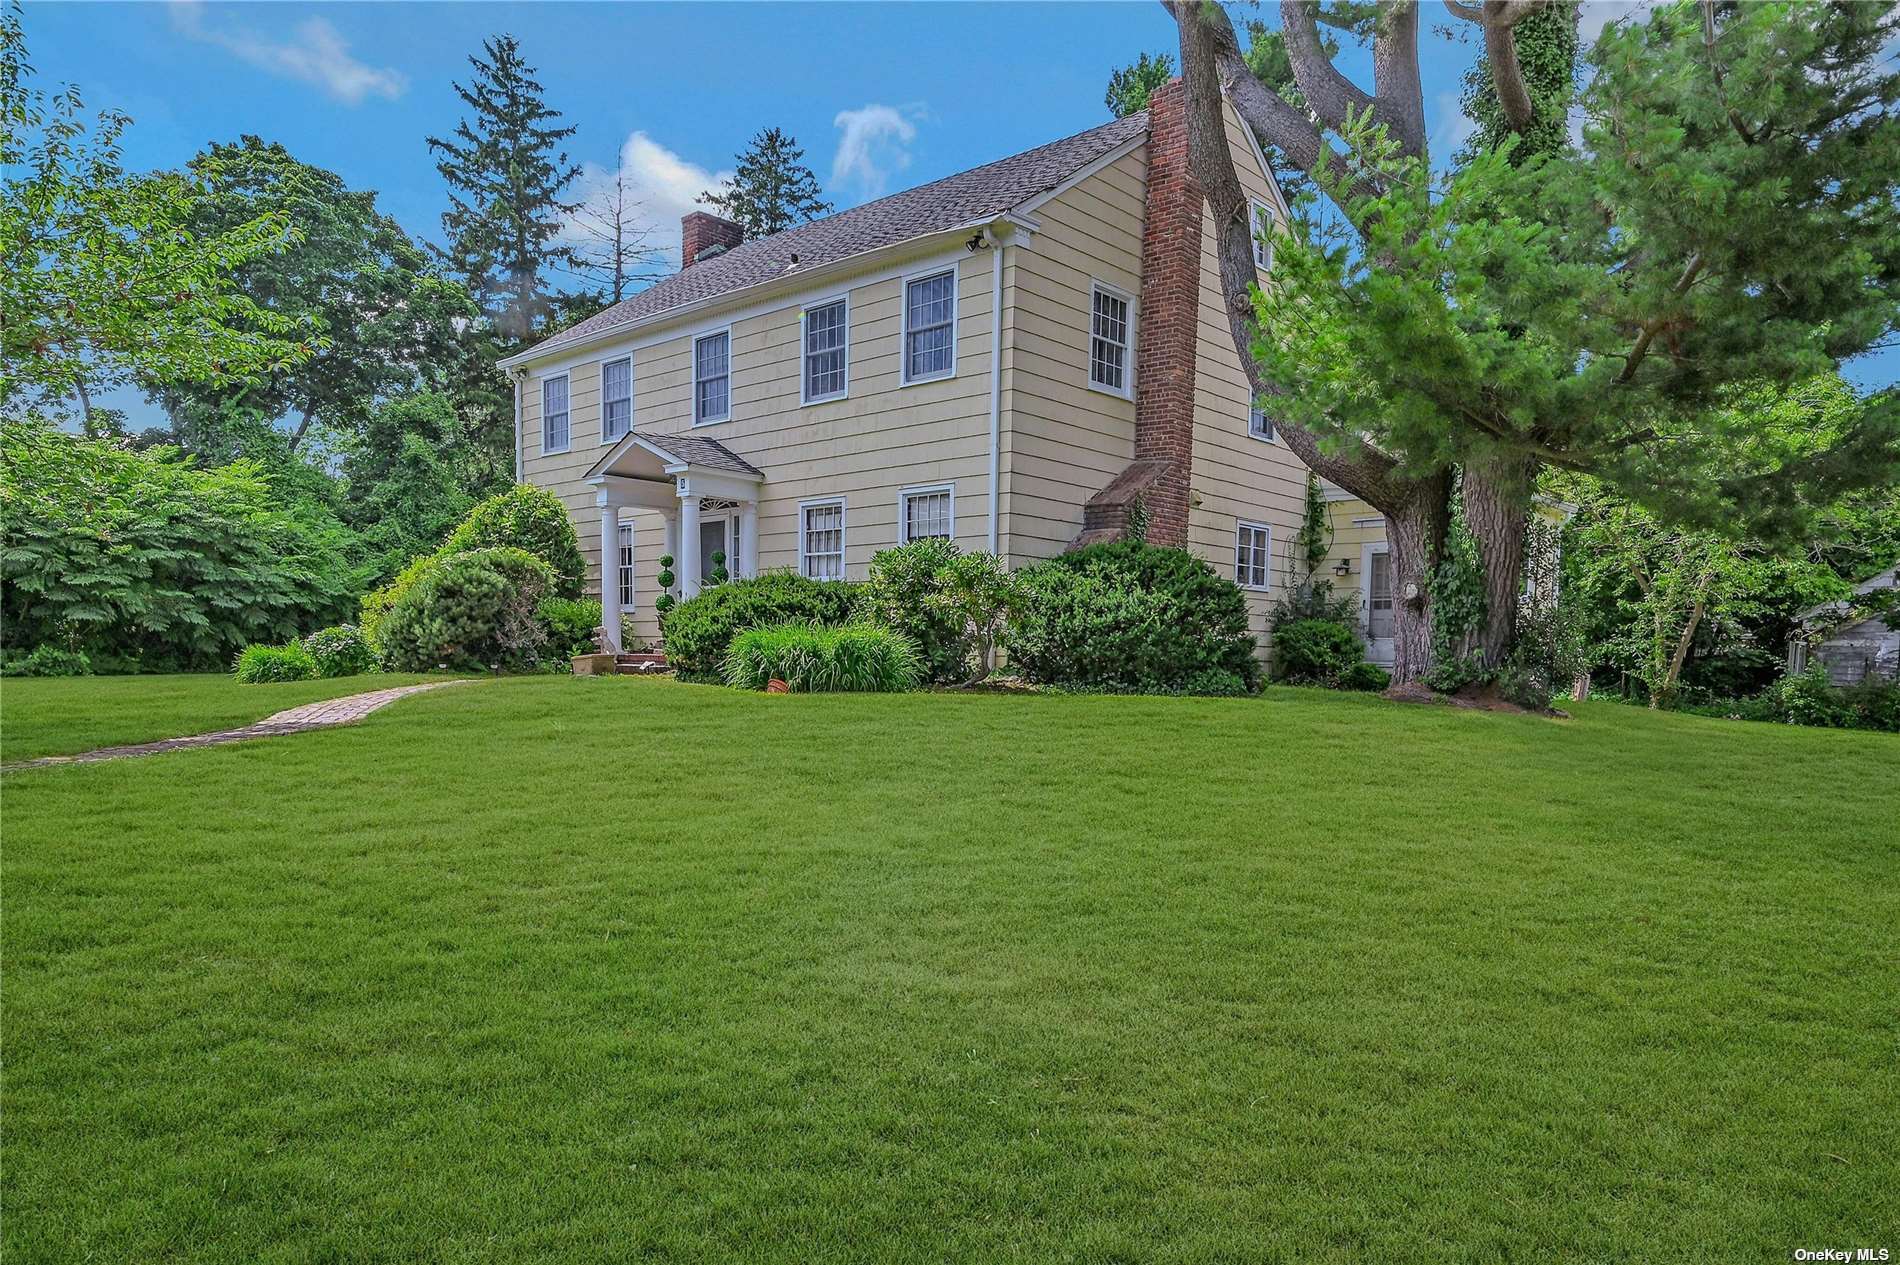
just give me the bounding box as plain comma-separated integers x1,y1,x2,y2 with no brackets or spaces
501,83,1307,655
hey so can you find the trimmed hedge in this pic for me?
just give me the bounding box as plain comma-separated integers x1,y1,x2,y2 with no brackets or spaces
661,571,861,682
378,547,556,672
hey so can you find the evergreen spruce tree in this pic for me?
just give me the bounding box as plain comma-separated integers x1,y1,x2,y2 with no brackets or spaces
699,128,831,239
427,35,580,342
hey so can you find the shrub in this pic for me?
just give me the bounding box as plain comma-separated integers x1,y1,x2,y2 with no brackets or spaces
661,571,860,682
234,641,319,684
378,547,556,672
440,485,586,598
1267,578,1361,631
858,539,968,683
1338,661,1392,692
539,597,602,659
1005,542,1260,694
302,625,376,678
1841,675,1900,733
1766,664,1852,728
360,552,437,654
1272,618,1364,685
1180,668,1252,697
929,551,1026,685
723,621,923,693
1,645,93,677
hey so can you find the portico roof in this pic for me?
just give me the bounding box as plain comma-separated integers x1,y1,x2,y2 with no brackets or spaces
584,430,764,483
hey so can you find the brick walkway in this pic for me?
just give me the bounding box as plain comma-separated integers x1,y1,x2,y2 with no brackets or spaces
5,680,473,772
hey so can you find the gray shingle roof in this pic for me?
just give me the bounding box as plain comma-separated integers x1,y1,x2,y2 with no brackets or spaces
642,432,762,478
518,111,1149,362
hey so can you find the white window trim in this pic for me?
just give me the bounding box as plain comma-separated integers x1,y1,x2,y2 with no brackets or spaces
541,373,571,455
900,265,958,386
616,521,636,611
692,326,733,426
896,483,956,545
799,293,850,406
1248,404,1277,444
1250,199,1275,272
599,356,632,445
798,496,847,581
1086,280,1136,401
1235,519,1273,592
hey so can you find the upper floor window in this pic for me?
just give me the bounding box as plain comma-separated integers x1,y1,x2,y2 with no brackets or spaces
903,270,956,383
800,499,846,580
1236,521,1271,590
542,375,570,454
601,357,631,442
1251,200,1276,272
803,298,848,403
1088,283,1133,397
1248,405,1276,443
899,485,953,544
694,330,730,424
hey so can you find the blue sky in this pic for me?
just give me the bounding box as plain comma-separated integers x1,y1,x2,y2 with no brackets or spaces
21,1,1890,427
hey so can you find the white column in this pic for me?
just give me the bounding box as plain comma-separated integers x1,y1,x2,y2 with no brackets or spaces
678,493,702,598
597,500,623,654
738,502,759,579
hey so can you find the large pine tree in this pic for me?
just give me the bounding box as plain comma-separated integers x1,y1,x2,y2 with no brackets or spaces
427,35,580,342
699,128,831,239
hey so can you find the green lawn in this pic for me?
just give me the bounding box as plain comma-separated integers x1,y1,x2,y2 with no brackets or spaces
0,671,447,762
4,677,1895,1262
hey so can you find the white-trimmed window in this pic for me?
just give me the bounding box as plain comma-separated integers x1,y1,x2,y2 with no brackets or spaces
1248,405,1275,443
1236,520,1272,590
899,485,953,544
601,357,631,442
1251,200,1276,271
802,298,848,403
800,499,846,580
1088,282,1133,397
616,522,635,610
902,269,956,383
541,375,570,453
693,330,730,424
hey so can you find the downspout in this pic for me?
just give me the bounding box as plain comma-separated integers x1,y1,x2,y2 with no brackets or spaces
511,369,525,484
985,226,1005,557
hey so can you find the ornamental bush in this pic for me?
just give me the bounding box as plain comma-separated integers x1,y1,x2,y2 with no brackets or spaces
723,620,923,693
1004,541,1260,693
538,597,602,659
1272,618,1365,685
234,641,319,684
439,484,586,598
302,625,377,678
857,539,970,684
661,571,860,682
1338,660,1392,692
359,552,436,655
378,547,556,672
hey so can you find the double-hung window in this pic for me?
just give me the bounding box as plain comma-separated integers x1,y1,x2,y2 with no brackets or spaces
1251,200,1276,272
1248,405,1275,443
601,357,632,442
800,499,846,580
541,375,570,453
616,522,635,611
1235,521,1272,590
1088,283,1133,397
899,485,953,544
902,270,956,383
802,298,848,403
694,330,730,424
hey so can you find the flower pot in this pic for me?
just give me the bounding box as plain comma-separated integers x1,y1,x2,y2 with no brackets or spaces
765,678,790,694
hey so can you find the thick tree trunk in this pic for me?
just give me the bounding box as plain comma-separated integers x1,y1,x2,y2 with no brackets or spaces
1461,454,1538,668
1385,472,1453,684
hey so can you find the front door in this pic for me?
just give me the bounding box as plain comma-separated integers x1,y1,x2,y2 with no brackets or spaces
1363,545,1394,665
698,516,732,584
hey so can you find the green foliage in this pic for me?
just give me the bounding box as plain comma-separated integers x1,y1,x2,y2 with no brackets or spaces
1271,619,1365,686
440,484,585,598
698,127,831,240
1458,2,1579,166
1267,578,1359,631
660,571,861,682
723,621,924,693
359,552,437,655
377,547,555,672
1338,661,1391,693
1,423,357,669
1,644,91,677
302,625,376,678
1104,51,1174,118
234,641,319,684
858,539,968,683
1005,542,1260,694
537,596,604,659
1295,473,1332,579
1424,495,1490,692
929,551,1026,685
1682,666,1899,734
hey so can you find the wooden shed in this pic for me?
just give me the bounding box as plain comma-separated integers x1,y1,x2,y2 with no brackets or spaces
1788,567,1898,686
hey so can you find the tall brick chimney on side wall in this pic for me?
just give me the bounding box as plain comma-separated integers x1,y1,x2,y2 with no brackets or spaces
681,211,743,268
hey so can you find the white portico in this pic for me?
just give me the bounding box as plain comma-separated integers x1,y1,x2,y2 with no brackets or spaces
583,431,764,653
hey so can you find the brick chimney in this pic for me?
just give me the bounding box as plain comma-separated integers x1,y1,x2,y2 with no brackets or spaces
681,211,743,268
1074,78,1200,550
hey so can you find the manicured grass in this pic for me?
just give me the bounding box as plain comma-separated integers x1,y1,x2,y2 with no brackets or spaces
4,678,1895,1262
0,672,446,762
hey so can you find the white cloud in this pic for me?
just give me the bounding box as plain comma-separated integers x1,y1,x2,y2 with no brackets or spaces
1428,91,1478,162
1577,1,1652,48
169,1,405,105
563,132,734,270
831,104,920,202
